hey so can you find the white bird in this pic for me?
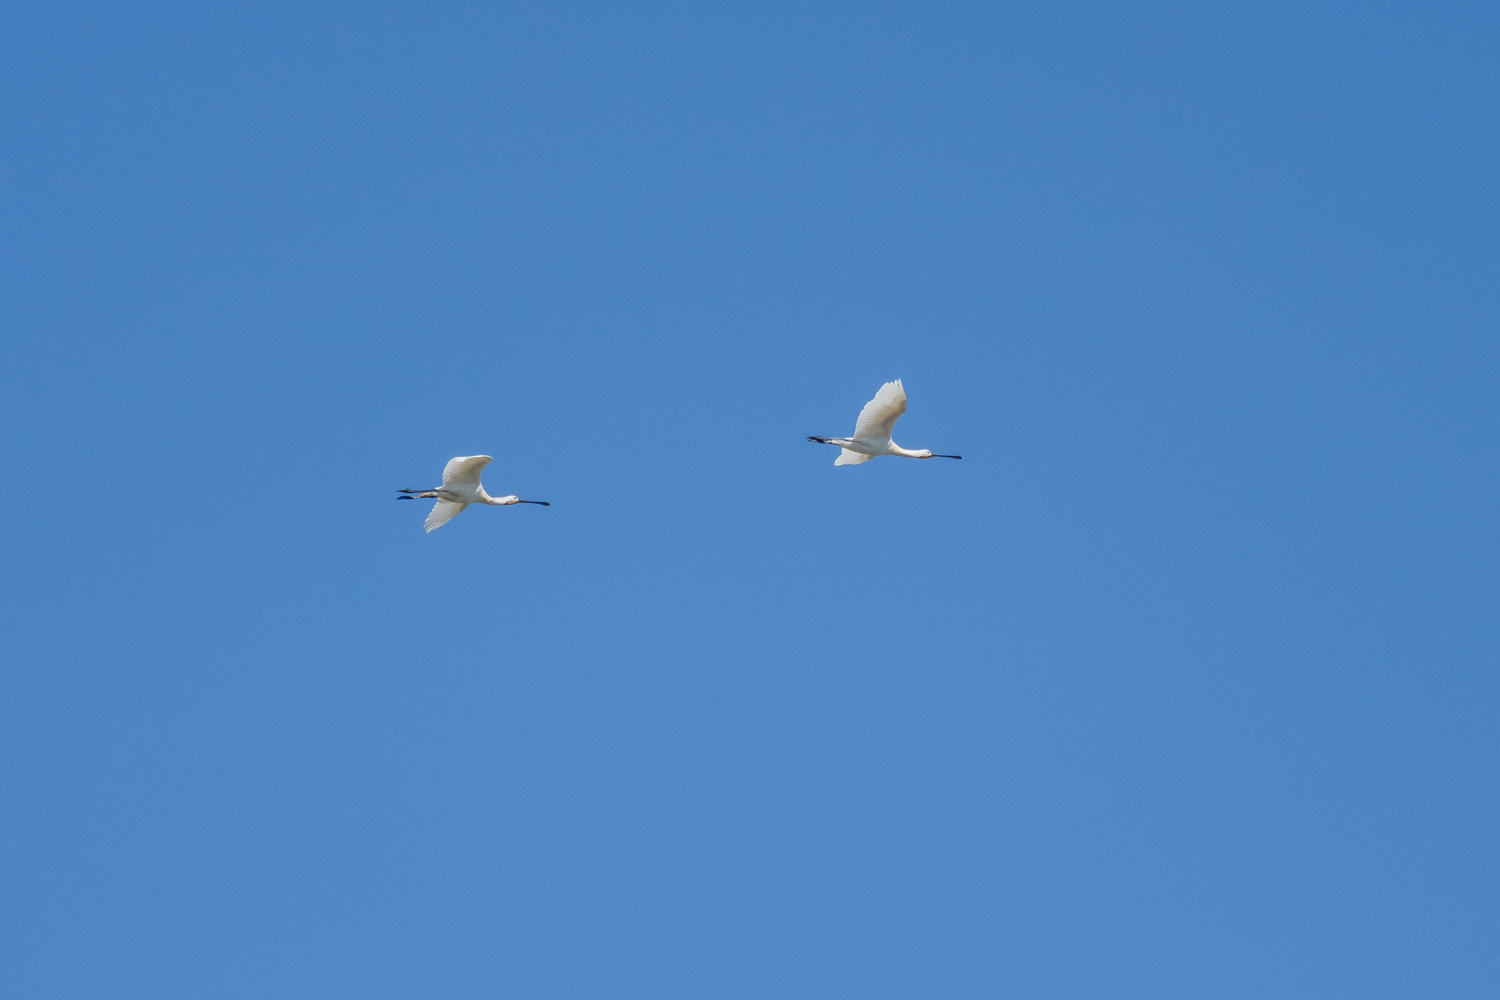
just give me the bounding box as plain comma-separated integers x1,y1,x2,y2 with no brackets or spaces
398,455,549,532
808,379,961,465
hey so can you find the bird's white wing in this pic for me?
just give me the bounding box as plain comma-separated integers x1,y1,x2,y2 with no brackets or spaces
425,500,469,532
441,455,493,488
835,448,873,465
852,379,907,441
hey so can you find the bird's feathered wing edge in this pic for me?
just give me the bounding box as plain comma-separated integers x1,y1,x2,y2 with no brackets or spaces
442,455,493,488
835,448,873,465
425,499,469,532
852,379,907,441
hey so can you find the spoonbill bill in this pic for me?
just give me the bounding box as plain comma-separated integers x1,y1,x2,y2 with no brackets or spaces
398,455,549,532
808,379,961,465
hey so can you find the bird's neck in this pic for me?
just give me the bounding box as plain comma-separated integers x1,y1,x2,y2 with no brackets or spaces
887,442,925,458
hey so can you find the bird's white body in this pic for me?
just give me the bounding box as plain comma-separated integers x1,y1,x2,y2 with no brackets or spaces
809,379,961,464
398,455,549,532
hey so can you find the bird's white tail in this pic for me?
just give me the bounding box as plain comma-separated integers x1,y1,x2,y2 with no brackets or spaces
835,449,873,466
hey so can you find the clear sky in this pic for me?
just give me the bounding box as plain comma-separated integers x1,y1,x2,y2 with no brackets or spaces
3,2,1498,997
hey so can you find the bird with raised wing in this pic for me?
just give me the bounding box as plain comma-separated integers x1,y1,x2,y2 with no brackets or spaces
398,455,549,532
808,379,961,465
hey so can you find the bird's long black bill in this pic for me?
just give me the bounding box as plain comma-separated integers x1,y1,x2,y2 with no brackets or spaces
932,454,962,459
518,499,551,505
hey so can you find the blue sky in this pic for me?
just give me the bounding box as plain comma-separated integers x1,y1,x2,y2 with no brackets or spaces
3,2,1498,996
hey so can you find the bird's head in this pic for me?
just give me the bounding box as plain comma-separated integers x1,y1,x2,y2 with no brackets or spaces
489,495,521,505
920,450,962,459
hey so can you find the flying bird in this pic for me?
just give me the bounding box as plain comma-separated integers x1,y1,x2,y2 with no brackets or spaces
398,455,549,532
808,379,961,465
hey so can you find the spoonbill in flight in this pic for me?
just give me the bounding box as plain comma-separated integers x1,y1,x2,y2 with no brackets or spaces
398,455,549,532
808,379,961,465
